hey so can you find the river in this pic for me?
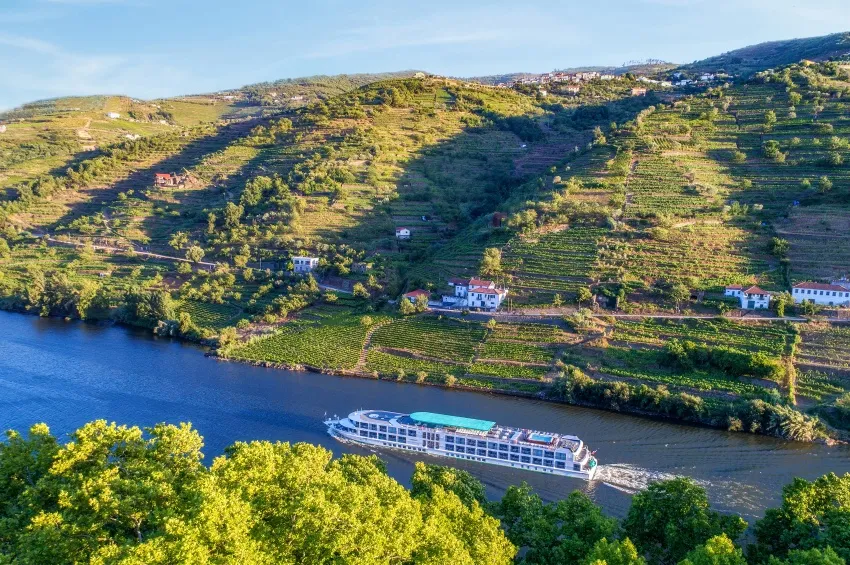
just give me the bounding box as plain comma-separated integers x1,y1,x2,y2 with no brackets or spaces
0,310,847,519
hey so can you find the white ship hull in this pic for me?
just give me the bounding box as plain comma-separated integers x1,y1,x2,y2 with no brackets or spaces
325,409,598,481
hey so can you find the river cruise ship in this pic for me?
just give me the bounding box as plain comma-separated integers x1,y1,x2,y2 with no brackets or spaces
325,409,598,480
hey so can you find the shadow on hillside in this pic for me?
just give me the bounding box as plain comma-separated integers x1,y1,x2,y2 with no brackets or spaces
323,94,660,289
49,117,271,245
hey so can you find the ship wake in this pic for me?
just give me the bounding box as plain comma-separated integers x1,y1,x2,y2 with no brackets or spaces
593,463,685,495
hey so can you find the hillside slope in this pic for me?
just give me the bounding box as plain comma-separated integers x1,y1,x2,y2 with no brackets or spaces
685,31,850,76
0,56,848,441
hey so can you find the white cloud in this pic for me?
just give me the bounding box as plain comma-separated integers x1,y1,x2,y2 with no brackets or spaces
0,33,191,109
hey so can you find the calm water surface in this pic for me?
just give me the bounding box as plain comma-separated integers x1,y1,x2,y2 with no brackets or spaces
1,311,847,519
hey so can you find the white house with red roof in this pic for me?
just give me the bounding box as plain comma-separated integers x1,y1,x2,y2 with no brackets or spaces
395,227,411,240
443,278,508,311
792,282,850,307
725,284,771,309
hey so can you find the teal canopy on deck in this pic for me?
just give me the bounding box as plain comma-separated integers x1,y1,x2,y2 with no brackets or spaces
410,412,496,432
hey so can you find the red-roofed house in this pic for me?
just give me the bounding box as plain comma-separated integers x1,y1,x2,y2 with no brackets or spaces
442,277,508,311
154,172,186,187
793,282,850,306
741,286,771,309
403,289,430,304
395,227,411,240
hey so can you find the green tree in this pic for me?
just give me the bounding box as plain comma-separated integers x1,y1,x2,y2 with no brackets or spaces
553,293,564,307
411,462,487,509
767,547,846,565
584,538,646,565
670,284,691,312
577,287,593,307
679,534,747,565
414,294,430,312
399,297,416,315
169,231,189,251
494,485,617,565
75,280,101,320
223,202,244,229
185,246,205,264
352,282,369,299
770,237,790,258
819,176,833,193
480,248,503,277
752,473,850,563
773,292,792,317
764,110,777,131
623,478,747,565
0,237,10,259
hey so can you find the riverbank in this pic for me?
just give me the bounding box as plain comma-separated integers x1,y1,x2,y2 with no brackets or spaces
0,300,840,445
1,308,848,520
214,347,835,446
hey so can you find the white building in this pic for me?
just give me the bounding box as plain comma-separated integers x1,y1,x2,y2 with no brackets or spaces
0,125,6,133
292,256,319,273
395,227,411,240
106,112,120,119
792,282,850,307
725,285,771,309
443,278,508,311
831,277,850,291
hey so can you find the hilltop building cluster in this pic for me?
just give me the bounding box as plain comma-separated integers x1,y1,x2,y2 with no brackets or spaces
498,71,618,88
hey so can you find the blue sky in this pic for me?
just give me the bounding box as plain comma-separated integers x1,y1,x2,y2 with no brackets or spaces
1,0,849,110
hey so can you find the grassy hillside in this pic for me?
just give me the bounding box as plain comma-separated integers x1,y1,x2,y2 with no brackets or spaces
1,55,849,440
685,31,850,76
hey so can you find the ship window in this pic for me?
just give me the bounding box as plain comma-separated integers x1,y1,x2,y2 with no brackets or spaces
498,444,508,451
543,460,553,467
555,461,565,469
388,427,397,434
532,449,543,457
510,454,520,462
532,458,542,465
521,447,531,455
378,433,386,440
462,447,472,454
477,449,487,456
398,437,406,444
456,437,465,445
445,436,455,443
573,464,581,471
510,446,519,453
370,424,377,431
543,451,554,459
378,425,386,432
477,440,487,448
498,452,509,460
446,445,454,452
520,456,531,463
388,435,396,442
555,452,567,460
487,450,497,458
488,442,498,449
369,432,377,438
353,422,360,428
359,431,368,437
407,430,416,437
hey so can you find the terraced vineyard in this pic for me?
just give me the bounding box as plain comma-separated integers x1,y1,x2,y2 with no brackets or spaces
562,318,797,396
503,226,606,303
598,222,779,289
226,307,377,370
363,317,559,381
